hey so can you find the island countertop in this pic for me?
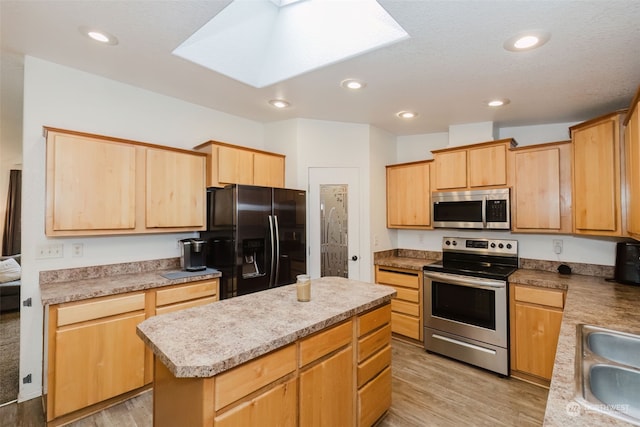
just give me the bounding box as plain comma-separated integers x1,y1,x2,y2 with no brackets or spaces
136,276,396,378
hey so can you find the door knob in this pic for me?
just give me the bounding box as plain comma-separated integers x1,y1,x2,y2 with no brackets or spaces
351,255,358,261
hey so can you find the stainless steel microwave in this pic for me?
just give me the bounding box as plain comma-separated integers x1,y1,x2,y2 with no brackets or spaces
432,188,510,229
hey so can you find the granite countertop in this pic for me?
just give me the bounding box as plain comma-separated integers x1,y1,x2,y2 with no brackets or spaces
136,277,396,378
374,249,440,271
40,259,221,305
511,270,640,426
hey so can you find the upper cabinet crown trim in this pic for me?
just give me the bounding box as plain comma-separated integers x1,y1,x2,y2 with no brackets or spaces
430,138,517,154
624,85,640,126
194,140,285,158
569,109,628,133
43,126,206,157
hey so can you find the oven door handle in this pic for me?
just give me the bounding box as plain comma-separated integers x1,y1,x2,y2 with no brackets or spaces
424,271,506,289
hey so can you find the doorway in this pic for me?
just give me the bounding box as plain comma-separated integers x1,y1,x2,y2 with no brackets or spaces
308,168,360,280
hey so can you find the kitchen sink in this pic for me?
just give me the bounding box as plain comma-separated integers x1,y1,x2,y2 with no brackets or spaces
587,329,640,369
576,324,640,425
589,364,640,421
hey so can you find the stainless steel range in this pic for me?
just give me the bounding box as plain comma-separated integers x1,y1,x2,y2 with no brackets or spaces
423,237,518,376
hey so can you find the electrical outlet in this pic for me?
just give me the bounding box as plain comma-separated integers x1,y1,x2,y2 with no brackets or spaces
72,243,84,257
553,239,563,254
374,235,379,247
36,244,64,259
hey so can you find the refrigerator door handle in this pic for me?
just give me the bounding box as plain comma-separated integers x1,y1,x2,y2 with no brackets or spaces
268,215,276,287
274,215,280,287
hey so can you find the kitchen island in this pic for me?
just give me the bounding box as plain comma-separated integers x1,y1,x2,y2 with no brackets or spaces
136,276,396,427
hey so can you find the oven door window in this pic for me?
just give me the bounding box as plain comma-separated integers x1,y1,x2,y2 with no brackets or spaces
431,281,496,330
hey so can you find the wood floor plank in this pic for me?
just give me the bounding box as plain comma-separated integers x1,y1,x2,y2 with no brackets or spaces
0,338,547,426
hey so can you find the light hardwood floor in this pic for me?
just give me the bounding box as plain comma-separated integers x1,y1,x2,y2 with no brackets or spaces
0,338,548,427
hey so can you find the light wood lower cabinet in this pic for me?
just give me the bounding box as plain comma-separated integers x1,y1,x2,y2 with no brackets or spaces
375,266,422,341
509,284,565,386
45,278,219,425
151,303,391,427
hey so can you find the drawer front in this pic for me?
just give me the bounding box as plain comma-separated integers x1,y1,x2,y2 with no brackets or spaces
358,366,392,427
376,269,420,289
300,320,353,366
392,286,419,303
215,344,296,410
391,299,420,317
57,293,145,327
357,345,391,388
358,324,391,362
357,304,391,337
391,312,420,340
155,296,218,316
155,279,218,307
514,285,564,309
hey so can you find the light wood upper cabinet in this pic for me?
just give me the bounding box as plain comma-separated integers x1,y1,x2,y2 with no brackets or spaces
386,160,431,229
570,111,627,236
433,150,467,190
194,140,285,188
44,127,207,236
46,131,137,232
509,141,572,233
432,139,516,190
625,86,640,239
468,143,508,187
146,148,206,228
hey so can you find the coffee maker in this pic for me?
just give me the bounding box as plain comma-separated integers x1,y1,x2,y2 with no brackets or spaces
180,238,207,272
614,242,640,285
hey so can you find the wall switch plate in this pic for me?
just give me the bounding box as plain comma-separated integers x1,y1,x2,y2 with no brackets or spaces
553,239,563,254
36,244,63,259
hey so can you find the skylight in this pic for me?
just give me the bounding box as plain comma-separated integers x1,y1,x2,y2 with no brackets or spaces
173,0,409,88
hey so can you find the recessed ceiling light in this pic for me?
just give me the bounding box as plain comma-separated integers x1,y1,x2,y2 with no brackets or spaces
486,99,510,107
79,26,118,45
504,31,550,52
397,111,418,119
341,79,367,90
269,99,290,109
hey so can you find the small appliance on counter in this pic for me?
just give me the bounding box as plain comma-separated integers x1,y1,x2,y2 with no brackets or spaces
180,238,207,272
614,241,640,285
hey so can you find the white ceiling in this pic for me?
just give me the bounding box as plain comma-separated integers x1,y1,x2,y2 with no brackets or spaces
2,0,640,136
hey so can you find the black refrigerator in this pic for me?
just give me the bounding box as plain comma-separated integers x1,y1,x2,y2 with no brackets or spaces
200,185,306,299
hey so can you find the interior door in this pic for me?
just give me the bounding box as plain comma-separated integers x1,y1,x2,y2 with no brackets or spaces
308,168,360,280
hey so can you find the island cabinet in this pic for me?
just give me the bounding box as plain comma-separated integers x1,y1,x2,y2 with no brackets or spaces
375,266,422,342
625,86,640,239
570,111,627,236
508,141,573,233
432,139,517,190
44,127,206,236
45,278,219,426
139,280,394,427
194,140,285,188
386,160,432,229
509,284,565,386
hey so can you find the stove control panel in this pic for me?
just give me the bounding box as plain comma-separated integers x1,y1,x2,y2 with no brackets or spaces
442,237,518,256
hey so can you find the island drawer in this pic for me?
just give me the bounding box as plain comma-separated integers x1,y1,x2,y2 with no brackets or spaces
358,324,391,362
214,344,296,410
155,279,218,307
376,268,420,289
357,344,391,388
513,285,564,309
300,320,353,366
357,304,391,337
358,366,392,427
57,292,145,327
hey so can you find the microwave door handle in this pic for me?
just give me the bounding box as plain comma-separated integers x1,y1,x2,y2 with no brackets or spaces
482,196,487,228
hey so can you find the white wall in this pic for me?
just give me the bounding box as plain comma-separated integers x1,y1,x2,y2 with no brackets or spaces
19,56,265,401
395,122,621,265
